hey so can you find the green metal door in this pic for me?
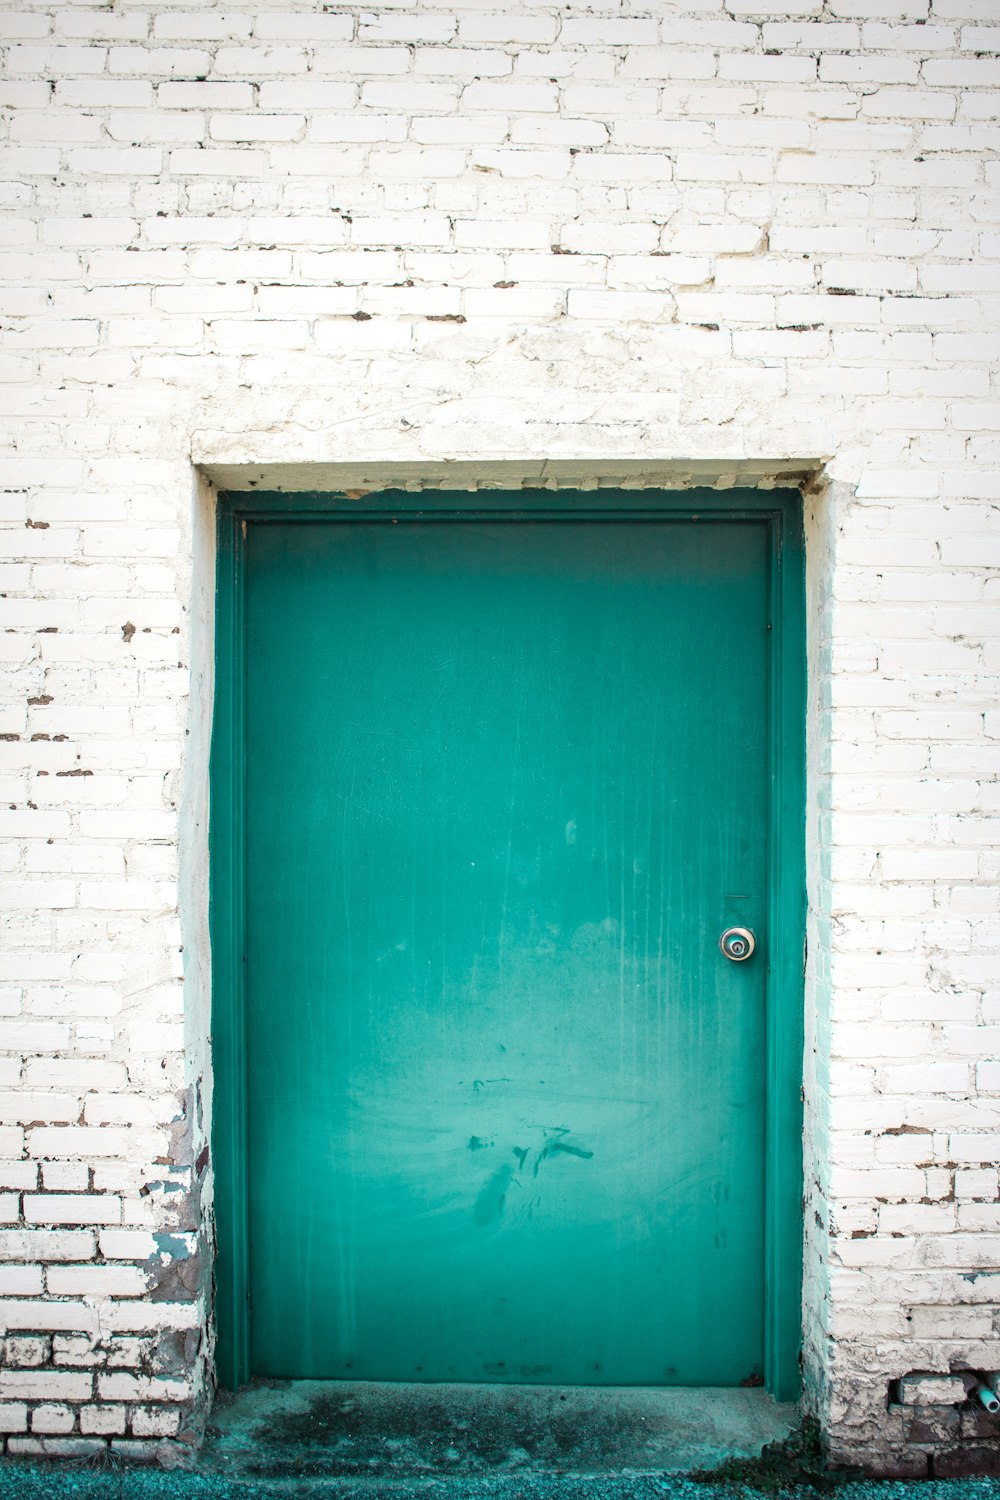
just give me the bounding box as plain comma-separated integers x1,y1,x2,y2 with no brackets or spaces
226,499,799,1388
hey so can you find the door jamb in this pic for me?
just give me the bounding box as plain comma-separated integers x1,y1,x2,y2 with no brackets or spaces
209,486,806,1400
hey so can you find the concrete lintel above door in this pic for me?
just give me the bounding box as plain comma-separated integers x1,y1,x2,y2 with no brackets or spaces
199,457,826,495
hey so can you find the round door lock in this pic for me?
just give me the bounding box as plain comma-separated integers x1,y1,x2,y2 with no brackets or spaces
720,927,756,962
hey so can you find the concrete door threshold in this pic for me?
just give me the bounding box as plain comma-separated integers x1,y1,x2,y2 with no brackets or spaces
202,1380,796,1486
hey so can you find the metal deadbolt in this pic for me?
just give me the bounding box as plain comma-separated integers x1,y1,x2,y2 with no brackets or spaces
720,927,756,962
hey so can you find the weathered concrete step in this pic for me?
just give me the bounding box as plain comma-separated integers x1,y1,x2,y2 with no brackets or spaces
202,1381,796,1482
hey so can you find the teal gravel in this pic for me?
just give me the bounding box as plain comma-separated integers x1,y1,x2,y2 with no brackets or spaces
2,1469,1000,1500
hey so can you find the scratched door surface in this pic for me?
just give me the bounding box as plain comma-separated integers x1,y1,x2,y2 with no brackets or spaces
243,516,769,1385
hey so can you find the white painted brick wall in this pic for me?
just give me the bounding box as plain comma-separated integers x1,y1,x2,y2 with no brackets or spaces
1,0,998,1472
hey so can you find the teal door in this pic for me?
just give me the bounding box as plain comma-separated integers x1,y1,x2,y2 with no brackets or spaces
234,507,785,1387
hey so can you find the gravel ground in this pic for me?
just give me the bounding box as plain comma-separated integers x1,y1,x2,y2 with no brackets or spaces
2,1467,1000,1500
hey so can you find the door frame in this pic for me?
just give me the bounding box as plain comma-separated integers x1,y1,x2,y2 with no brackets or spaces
209,485,806,1399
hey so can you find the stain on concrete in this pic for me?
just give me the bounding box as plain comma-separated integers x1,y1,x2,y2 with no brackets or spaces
200,1381,796,1483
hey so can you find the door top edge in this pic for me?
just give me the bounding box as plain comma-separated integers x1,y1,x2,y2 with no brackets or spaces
219,486,805,519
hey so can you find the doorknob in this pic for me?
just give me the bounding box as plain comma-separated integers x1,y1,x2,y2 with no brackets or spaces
720,927,756,962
